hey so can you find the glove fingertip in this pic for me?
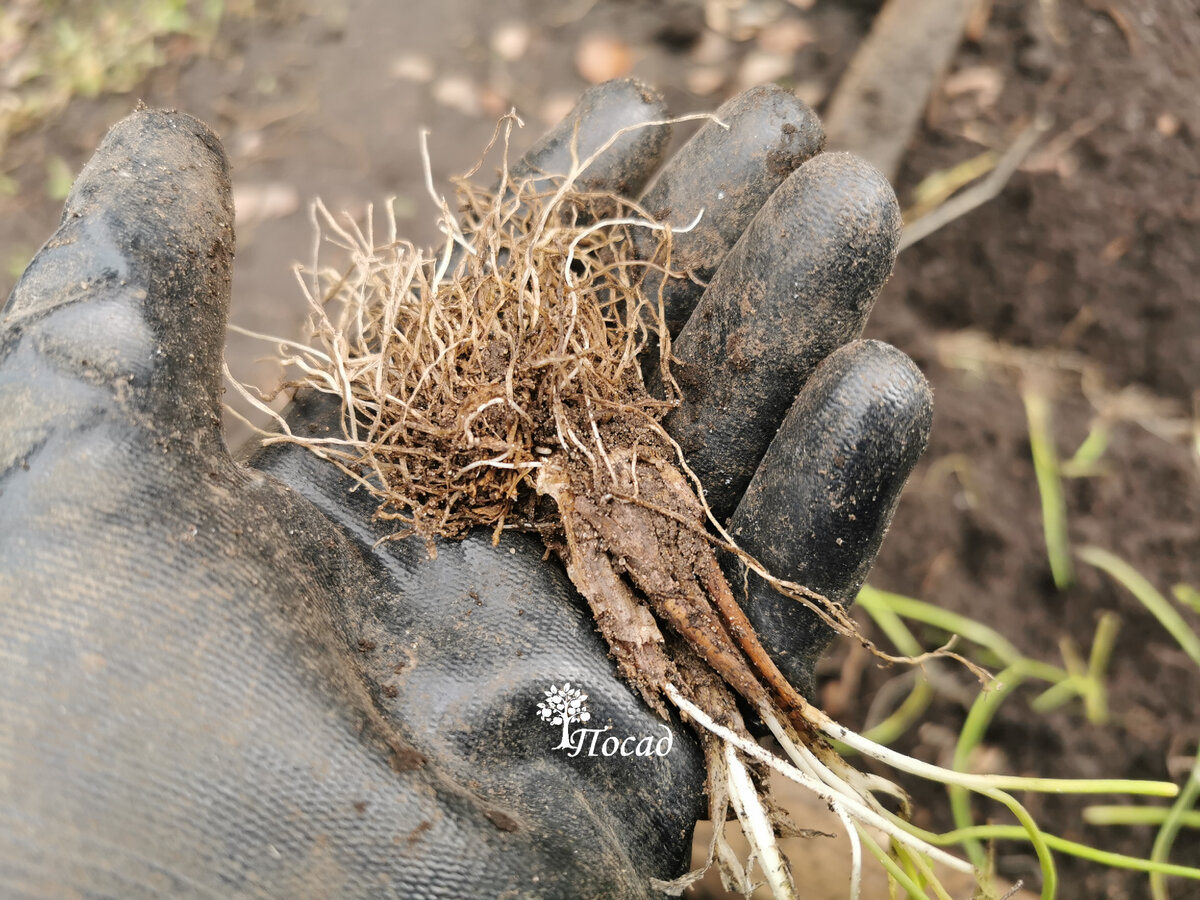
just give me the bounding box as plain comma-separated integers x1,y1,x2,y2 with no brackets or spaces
665,150,901,519
3,108,235,448
636,85,825,331
727,339,932,696
511,78,670,198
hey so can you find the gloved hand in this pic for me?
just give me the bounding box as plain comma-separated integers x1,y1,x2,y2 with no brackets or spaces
0,81,931,898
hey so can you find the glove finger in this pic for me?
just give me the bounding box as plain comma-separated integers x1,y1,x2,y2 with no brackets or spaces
726,340,932,697
664,152,900,521
1,108,233,450
510,77,670,199
635,84,824,336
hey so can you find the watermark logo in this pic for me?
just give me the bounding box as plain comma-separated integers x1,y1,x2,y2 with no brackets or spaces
536,682,592,748
536,682,673,758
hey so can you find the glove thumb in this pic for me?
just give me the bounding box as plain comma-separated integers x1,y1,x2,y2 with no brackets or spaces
2,107,234,455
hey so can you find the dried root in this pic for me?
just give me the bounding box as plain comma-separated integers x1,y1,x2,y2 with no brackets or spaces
252,114,980,899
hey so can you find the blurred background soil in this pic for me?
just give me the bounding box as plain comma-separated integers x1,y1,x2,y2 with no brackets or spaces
2,0,1197,896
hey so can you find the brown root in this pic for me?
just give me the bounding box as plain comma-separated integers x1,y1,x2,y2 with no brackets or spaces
545,446,778,719
537,455,677,719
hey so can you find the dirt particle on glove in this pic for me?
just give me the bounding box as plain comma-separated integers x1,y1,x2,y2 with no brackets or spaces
388,743,425,773
403,820,433,845
483,807,522,833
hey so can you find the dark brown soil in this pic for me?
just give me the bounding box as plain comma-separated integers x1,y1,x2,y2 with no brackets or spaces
3,1,1196,896
849,1,1200,894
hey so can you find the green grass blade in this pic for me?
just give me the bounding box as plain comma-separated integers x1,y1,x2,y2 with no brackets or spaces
1077,546,1200,668
1084,805,1200,828
1061,420,1109,477
950,665,1026,870
925,824,1200,881
857,586,1066,679
853,585,935,747
1082,612,1120,724
1022,388,1073,589
1150,756,1200,899
1172,583,1200,614
861,678,935,747
857,827,933,899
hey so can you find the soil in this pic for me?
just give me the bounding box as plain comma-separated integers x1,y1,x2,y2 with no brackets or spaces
3,0,1196,897
857,1,1200,894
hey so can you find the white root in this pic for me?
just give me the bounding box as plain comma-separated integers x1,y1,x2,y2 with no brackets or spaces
561,209,706,289
651,739,731,895
663,683,974,875
816,711,1026,793
760,714,863,899
717,830,755,895
831,800,862,900
725,741,797,900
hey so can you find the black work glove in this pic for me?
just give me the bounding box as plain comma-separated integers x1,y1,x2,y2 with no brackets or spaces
0,81,931,898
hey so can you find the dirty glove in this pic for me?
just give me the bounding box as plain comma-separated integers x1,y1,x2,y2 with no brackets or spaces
0,81,930,898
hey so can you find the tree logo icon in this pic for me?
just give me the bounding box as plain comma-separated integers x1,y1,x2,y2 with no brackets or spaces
536,682,591,749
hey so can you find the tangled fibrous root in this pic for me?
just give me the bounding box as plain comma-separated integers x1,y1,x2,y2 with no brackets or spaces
244,114,983,899
276,114,687,545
